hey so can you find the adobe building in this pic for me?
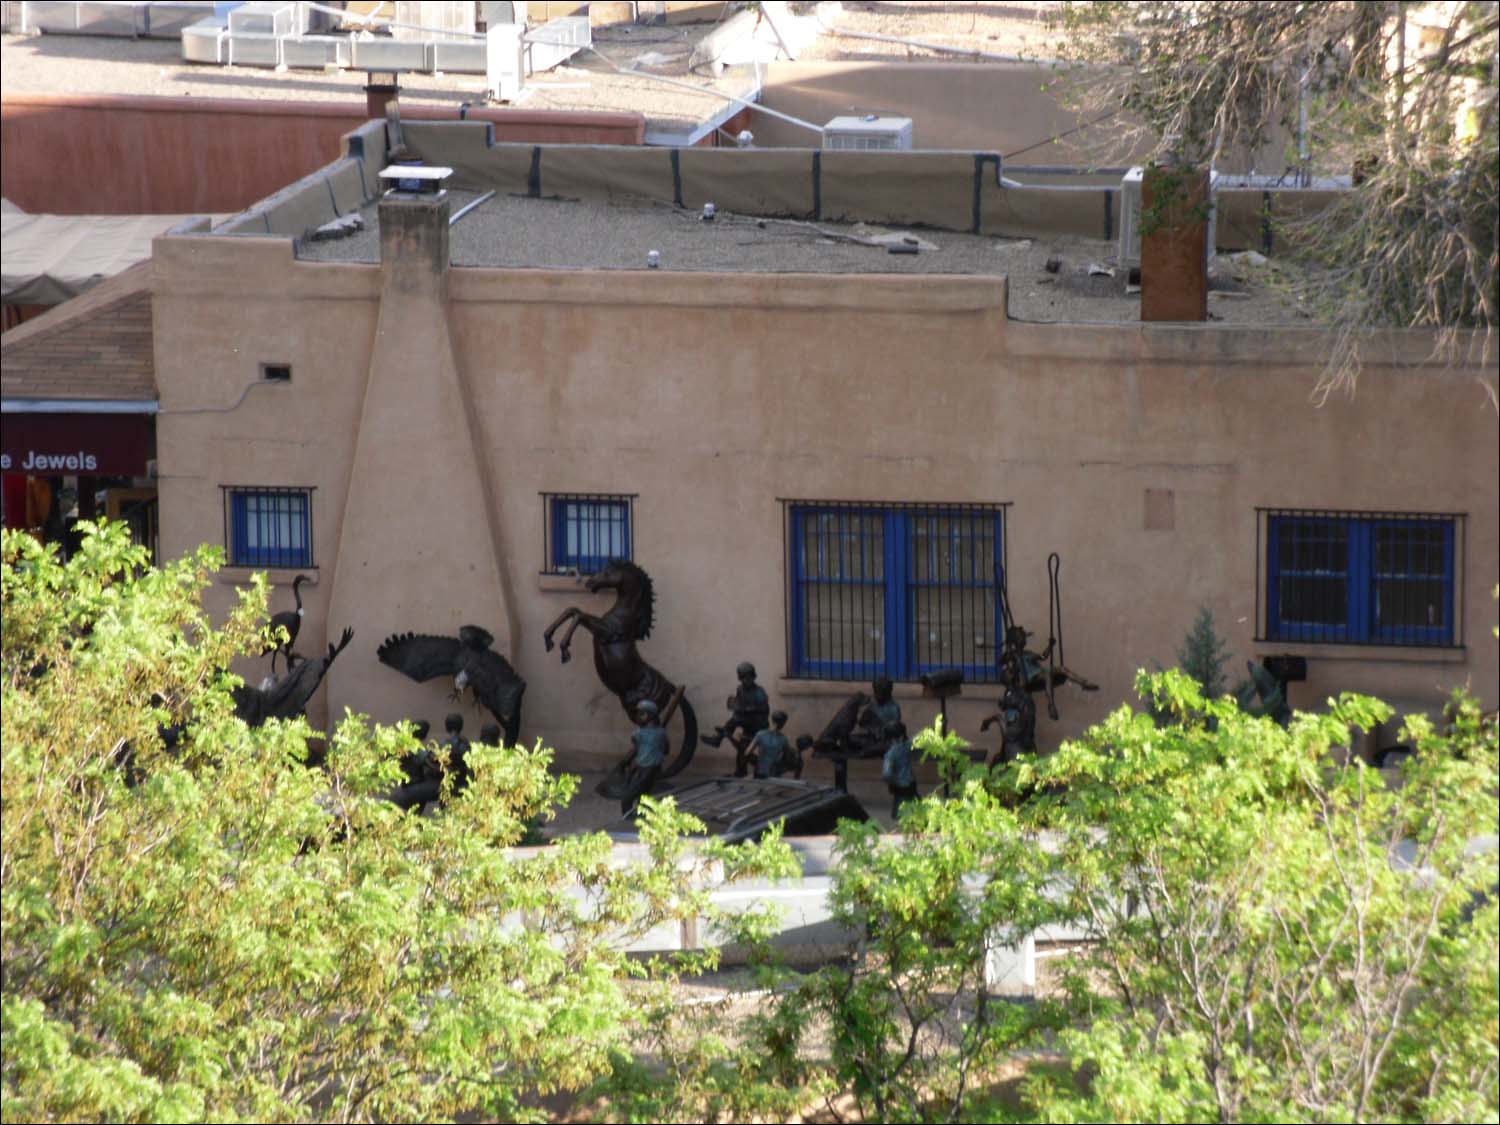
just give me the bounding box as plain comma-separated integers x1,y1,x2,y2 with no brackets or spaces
135,118,1497,767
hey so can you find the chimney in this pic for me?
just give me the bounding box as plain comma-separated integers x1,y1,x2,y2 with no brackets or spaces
1140,163,1211,323
377,165,454,287
327,161,515,728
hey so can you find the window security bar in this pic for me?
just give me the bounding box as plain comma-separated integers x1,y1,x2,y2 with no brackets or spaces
782,500,1011,683
1255,507,1464,648
221,486,315,570
541,492,636,575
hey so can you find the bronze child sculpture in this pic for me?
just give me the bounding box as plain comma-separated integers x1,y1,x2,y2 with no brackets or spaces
881,720,919,821
610,699,670,815
749,709,796,779
848,676,902,757
701,661,771,776
981,682,1038,767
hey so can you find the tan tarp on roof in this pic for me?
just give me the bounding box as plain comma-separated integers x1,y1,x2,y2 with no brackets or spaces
1,262,155,403
1,198,198,305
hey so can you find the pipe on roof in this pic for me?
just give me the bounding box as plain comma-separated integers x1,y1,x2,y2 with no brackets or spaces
1,399,158,414
583,45,825,138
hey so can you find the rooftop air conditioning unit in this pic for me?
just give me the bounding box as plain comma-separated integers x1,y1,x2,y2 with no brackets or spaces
181,15,228,62
822,114,913,152
1118,166,1219,269
227,1,298,37
282,33,350,69
486,21,524,100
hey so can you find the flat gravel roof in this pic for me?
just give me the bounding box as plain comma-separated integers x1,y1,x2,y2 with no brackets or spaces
296,190,1307,324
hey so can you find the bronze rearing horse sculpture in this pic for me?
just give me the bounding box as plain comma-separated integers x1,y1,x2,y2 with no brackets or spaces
542,559,698,778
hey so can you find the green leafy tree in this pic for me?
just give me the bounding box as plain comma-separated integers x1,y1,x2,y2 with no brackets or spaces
1,521,795,1123
732,725,1068,1124
735,679,1496,1123
1022,671,1499,1123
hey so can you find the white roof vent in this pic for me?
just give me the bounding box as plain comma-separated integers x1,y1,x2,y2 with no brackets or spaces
822,115,913,152
378,165,455,195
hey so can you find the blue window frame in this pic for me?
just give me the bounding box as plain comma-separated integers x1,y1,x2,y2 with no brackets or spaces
1261,509,1460,647
545,493,633,574
224,487,313,569
786,502,1008,682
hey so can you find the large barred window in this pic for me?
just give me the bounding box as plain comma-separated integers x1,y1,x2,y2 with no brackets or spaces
784,501,1009,682
1257,509,1463,647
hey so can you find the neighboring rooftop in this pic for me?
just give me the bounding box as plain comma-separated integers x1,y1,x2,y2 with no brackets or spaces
0,22,759,142
0,24,753,134
0,262,156,402
295,189,1309,325
800,0,1064,63
0,2,1065,145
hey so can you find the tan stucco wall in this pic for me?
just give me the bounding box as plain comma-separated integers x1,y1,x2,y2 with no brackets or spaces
151,230,1500,767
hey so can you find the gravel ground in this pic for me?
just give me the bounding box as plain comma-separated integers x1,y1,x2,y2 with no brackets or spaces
298,189,1310,324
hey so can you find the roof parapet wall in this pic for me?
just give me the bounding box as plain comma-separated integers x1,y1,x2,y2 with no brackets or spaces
189,115,1342,252
398,120,1339,250
208,119,390,238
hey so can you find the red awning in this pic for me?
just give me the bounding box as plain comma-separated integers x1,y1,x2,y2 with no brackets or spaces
1,412,151,477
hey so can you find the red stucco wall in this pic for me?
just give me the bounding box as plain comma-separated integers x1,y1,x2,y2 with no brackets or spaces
0,93,646,214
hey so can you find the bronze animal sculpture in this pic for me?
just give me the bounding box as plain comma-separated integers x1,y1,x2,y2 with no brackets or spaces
542,558,698,778
802,690,870,792
808,691,869,756
377,624,525,746
262,573,311,675
234,626,354,727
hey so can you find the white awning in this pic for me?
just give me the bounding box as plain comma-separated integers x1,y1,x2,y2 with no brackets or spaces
1,199,207,305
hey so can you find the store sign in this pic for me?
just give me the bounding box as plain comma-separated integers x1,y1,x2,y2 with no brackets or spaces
0,413,151,477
